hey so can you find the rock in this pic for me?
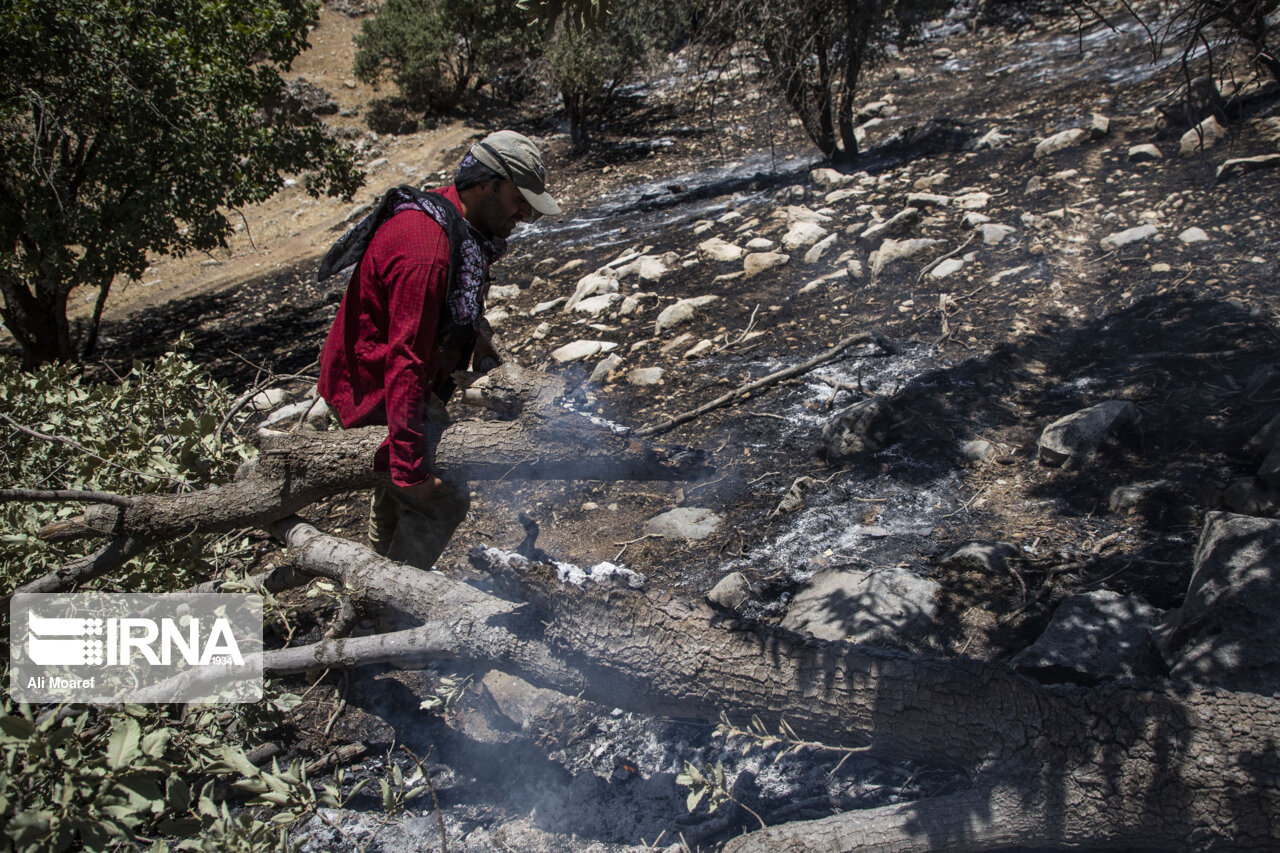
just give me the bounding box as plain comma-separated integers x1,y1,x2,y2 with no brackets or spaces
572,293,619,317
1038,400,1139,467
870,238,943,276
531,297,566,315
698,236,747,262
1088,113,1111,139
487,284,521,303
893,66,917,80
1034,127,1088,159
660,332,694,354
845,257,865,279
956,191,991,209
964,212,992,227
781,221,830,250
626,367,664,386
940,540,1019,574
263,78,338,123
587,353,624,384
929,258,966,278
824,188,862,204
551,258,587,277
1109,481,1169,515
772,475,816,516
484,308,510,327
644,507,722,541
654,295,719,335
810,168,856,189
860,207,923,244
615,253,676,283
781,205,833,227
977,223,1017,245
1100,224,1159,251
1012,591,1165,683
745,237,775,250
975,128,1012,149
803,233,838,264
780,567,939,645
563,268,618,313
1251,413,1280,486
1177,226,1210,244
707,572,753,611
549,340,616,364
744,252,790,278
822,396,895,460
1153,513,1280,694
618,295,642,316
1217,153,1280,181
250,388,289,411
961,439,995,462
683,339,714,359
1222,477,1279,515
1024,175,1044,194
1128,143,1163,162
906,192,950,208
1179,115,1227,157
531,322,550,340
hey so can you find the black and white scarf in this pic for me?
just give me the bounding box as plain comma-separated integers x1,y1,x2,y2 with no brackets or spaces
317,186,505,328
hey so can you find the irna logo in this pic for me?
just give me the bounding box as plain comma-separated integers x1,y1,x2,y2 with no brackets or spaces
26,612,244,667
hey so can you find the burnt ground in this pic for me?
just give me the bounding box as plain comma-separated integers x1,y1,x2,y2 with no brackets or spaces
66,2,1280,850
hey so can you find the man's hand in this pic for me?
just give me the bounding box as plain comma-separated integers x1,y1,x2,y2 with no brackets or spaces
396,477,443,507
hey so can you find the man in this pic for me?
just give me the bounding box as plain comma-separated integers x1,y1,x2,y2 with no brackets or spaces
316,130,560,569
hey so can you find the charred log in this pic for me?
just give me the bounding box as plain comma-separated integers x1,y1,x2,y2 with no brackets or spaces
266,518,1280,852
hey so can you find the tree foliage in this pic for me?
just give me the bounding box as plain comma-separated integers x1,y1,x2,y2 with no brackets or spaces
353,0,539,113
698,0,953,161
0,0,363,367
0,339,252,593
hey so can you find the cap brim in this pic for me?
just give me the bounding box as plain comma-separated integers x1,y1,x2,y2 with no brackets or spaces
519,186,561,216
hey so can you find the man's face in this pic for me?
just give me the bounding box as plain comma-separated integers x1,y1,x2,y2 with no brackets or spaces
471,179,534,240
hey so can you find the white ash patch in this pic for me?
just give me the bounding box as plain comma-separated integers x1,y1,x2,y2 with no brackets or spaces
553,559,645,589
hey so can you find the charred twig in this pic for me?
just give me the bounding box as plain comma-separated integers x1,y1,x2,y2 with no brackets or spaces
637,330,899,438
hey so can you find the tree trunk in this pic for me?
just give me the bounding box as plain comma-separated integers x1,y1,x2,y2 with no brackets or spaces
0,272,74,367
39,413,710,543
261,520,1280,851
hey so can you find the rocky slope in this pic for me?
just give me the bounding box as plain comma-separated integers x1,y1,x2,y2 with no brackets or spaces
85,2,1280,850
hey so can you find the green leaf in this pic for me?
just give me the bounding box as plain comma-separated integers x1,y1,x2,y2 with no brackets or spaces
686,788,705,813
140,728,170,758
0,715,36,740
167,776,191,812
105,718,142,769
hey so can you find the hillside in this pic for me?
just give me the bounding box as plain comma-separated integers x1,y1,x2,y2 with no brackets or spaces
59,1,1280,850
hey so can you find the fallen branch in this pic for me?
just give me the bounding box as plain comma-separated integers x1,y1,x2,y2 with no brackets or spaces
0,488,137,508
10,536,148,597
38,411,711,544
636,330,900,438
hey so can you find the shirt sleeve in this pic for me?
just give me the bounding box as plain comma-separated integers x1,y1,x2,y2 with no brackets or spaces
383,257,448,487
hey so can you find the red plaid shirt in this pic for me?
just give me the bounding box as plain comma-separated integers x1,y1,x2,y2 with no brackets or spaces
318,185,476,487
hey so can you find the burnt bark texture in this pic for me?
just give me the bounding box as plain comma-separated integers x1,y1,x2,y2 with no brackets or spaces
269,519,1280,852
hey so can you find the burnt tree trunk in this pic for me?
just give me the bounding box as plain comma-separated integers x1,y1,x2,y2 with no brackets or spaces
40,414,709,544
265,519,1280,852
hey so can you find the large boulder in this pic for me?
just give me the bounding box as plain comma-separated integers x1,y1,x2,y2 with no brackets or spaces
1012,591,1165,684
781,567,939,646
1153,513,1280,694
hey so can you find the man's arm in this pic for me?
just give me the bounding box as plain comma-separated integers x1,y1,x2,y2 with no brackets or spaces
383,252,448,489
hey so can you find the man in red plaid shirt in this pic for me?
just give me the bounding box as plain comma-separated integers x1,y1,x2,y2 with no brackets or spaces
317,131,560,569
